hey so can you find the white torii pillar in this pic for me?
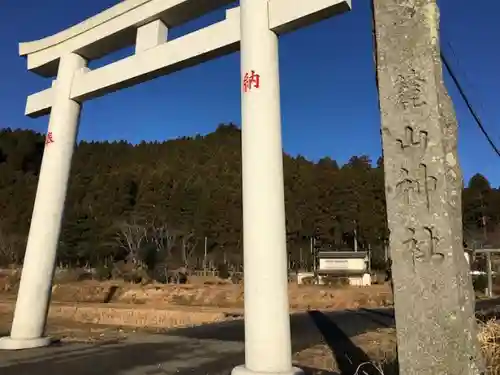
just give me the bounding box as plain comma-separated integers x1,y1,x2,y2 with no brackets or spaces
1,0,350,354
0,53,87,350
232,1,302,375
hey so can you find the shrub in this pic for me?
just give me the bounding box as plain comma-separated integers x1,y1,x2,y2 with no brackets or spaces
474,274,489,293
217,263,230,279
167,269,188,284
301,276,316,285
149,265,168,284
231,273,243,284
94,265,112,281
54,267,91,283
111,260,150,284
1,270,21,292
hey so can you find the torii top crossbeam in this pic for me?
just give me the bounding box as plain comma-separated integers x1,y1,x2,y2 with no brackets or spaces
20,0,350,118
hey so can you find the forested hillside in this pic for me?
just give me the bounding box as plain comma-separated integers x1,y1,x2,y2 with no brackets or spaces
0,124,498,270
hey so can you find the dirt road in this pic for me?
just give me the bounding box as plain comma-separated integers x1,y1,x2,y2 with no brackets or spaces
0,308,387,375
1,298,498,375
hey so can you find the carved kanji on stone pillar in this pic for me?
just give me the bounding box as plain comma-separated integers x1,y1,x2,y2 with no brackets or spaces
395,126,437,209
374,0,483,373
396,164,437,210
397,126,428,155
403,227,444,269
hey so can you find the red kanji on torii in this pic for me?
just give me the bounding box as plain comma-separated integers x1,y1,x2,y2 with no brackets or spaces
243,70,260,92
45,131,54,145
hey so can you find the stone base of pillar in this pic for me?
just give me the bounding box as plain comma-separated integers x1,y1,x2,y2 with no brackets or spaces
232,365,303,375
0,336,51,350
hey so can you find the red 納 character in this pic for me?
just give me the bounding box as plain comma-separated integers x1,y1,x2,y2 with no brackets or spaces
45,131,54,145
243,70,260,92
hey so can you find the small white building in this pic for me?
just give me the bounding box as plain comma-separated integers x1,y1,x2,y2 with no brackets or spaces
317,251,371,286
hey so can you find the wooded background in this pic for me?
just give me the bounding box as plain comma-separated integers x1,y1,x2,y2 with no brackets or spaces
0,124,497,271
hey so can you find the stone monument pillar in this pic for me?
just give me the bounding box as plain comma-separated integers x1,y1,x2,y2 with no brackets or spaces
373,0,483,373
232,1,302,375
0,53,87,350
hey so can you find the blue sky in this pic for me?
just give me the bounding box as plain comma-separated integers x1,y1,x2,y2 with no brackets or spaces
0,0,499,185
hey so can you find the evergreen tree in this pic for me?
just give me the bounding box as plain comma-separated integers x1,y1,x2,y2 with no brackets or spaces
0,127,496,268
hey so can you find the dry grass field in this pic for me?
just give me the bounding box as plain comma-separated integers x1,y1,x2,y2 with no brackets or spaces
2,269,499,374
0,268,392,331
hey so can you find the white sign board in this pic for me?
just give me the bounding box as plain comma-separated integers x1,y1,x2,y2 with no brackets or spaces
319,258,366,273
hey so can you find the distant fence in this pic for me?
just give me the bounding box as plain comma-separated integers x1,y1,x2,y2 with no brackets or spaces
191,270,243,278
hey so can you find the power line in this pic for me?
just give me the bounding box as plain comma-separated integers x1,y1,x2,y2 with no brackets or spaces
441,50,500,158
444,40,499,144
368,0,499,157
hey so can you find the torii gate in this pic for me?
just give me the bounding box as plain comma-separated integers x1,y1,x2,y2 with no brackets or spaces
0,1,351,374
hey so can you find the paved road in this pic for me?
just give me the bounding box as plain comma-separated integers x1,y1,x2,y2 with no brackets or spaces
0,298,498,375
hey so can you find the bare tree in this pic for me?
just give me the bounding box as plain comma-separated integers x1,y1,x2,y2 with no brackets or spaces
115,219,147,266
148,223,177,261
180,230,198,267
115,219,179,269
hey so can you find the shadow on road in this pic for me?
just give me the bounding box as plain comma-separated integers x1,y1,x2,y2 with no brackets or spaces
3,297,499,375
308,310,391,375
0,309,386,375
